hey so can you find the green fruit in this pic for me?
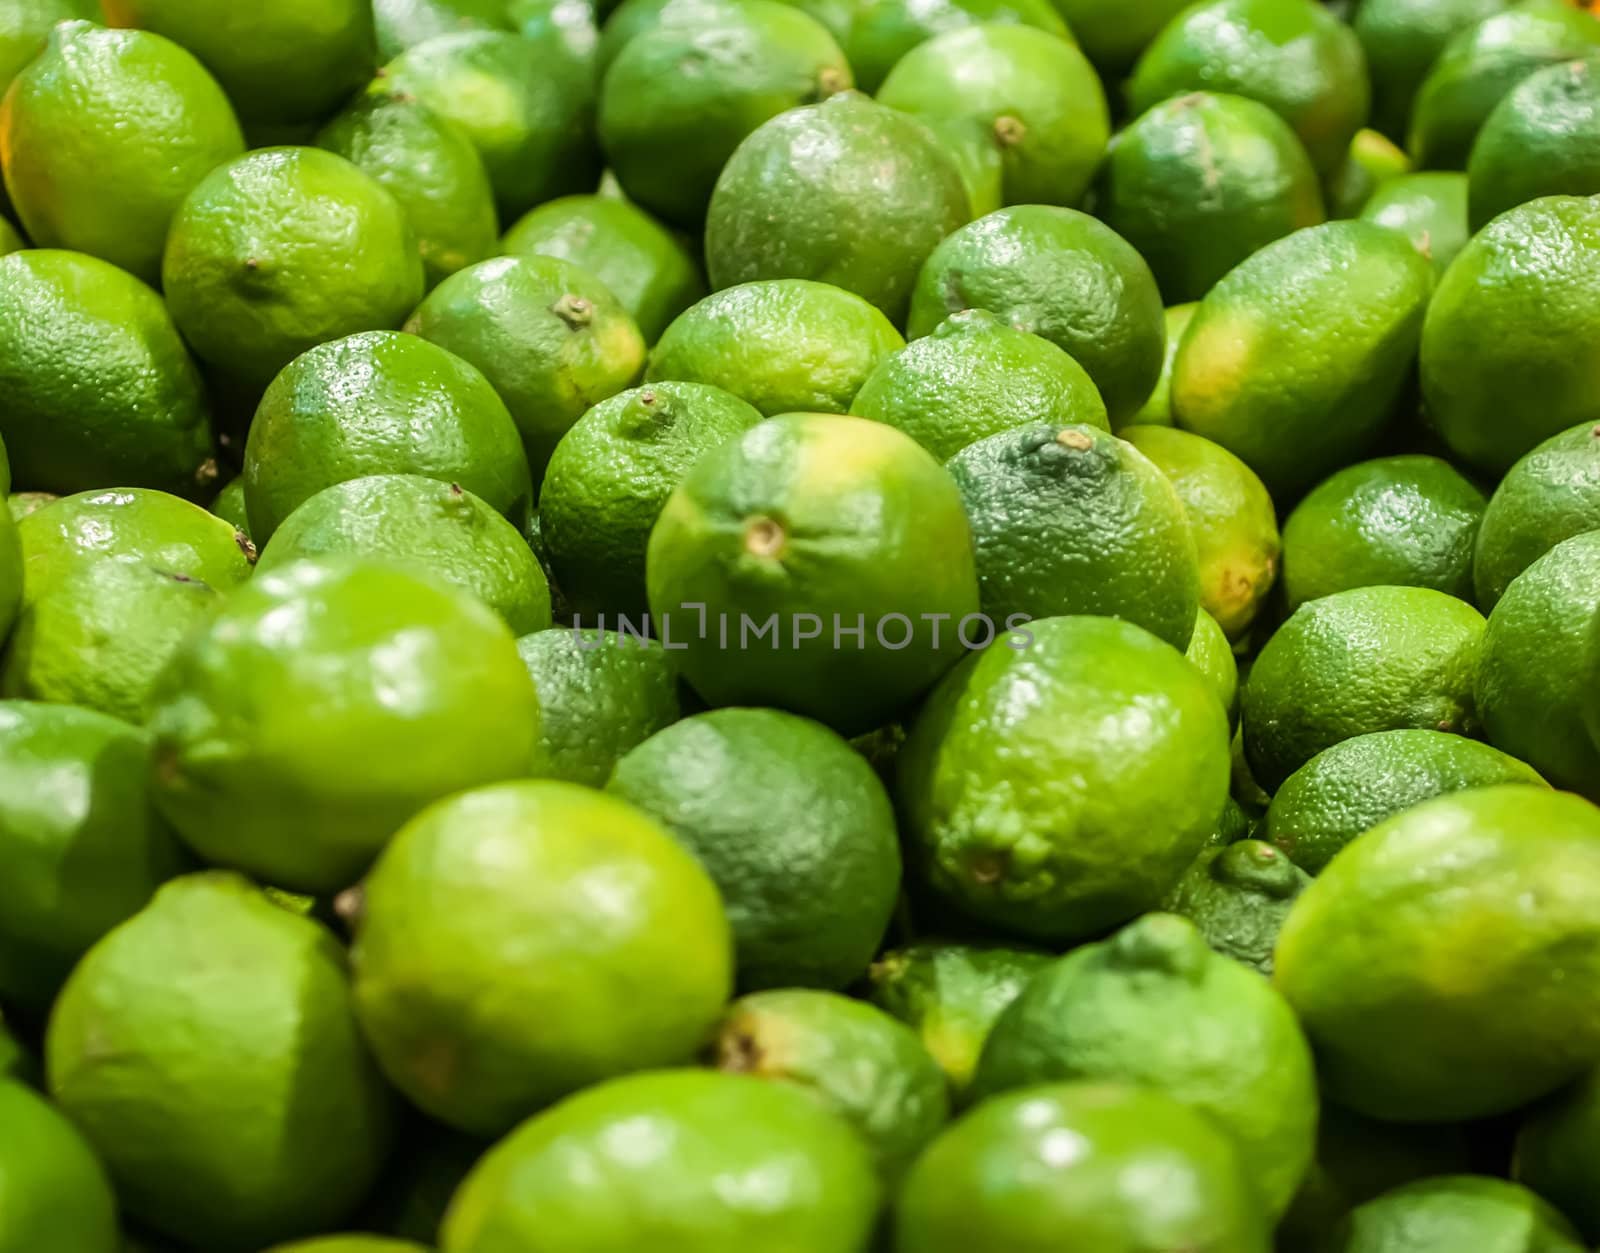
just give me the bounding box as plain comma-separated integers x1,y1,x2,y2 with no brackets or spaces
1281,455,1487,610
1186,607,1240,721
850,309,1108,461
1516,1067,1600,1242
899,615,1231,943
845,0,1069,94
609,707,900,990
147,558,539,893
206,476,250,539
1095,91,1325,303
47,872,396,1249
706,93,969,324
0,217,18,256
974,912,1316,1219
592,0,733,74
1128,0,1370,180
266,1240,428,1253
948,423,1200,650
374,0,512,58
646,413,978,735
352,780,731,1135
712,988,949,1180
0,250,213,496
1476,530,1600,797
99,0,374,125
356,1121,486,1245
258,475,551,634
908,206,1165,425
1359,170,1472,275
317,87,499,291
520,627,684,785
1161,840,1310,974
1475,419,1600,609
1423,195,1600,476
1264,728,1547,875
162,147,424,395
1472,56,1600,232
0,701,191,1012
1278,785,1600,1120
1242,586,1486,792
0,504,15,645
5,491,53,522
876,25,1109,210
0,1078,119,1253
1354,0,1509,143
1329,127,1412,219
866,942,1051,1103
539,382,764,620
242,330,531,543
1173,220,1434,500
383,29,597,220
894,1081,1271,1252
647,279,904,415
503,194,706,344
1124,302,1197,428
404,254,646,478
1409,0,1600,171
0,0,95,96
0,21,243,286
1048,0,1192,75
1326,1176,1586,1253
1119,425,1281,639
598,0,850,228
442,1069,880,1252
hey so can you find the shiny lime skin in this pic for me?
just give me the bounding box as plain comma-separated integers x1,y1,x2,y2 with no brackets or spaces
374,0,512,58
0,701,192,1012
0,21,244,286
146,558,540,894
845,0,1068,93
1470,56,1600,229
1353,0,1508,143
0,250,213,496
898,615,1231,944
706,93,970,325
46,873,397,1249
1050,0,1191,75
908,206,1165,425
1094,91,1326,304
442,1070,880,1252
1329,127,1412,219
1359,170,1471,276
894,1081,1271,1252
352,781,732,1135
1125,302,1197,428
0,0,95,96
0,1078,119,1253
1186,608,1240,722
1476,420,1600,609
242,330,533,543
208,475,250,537
1327,1176,1585,1253
1162,840,1310,974
1264,729,1546,875
609,707,900,991
1276,786,1600,1121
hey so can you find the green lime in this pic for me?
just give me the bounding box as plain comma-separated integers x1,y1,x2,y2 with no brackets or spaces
503,193,706,344
1281,455,1488,609
908,206,1165,425
1128,0,1370,180
1186,607,1240,720
163,147,425,394
1470,55,1600,231
5,492,53,522
849,309,1108,461
609,707,901,990
593,0,735,75
646,413,979,735
706,93,969,324
1326,1176,1585,1253
1359,170,1472,275
1517,1067,1600,1244
0,1079,118,1253
1265,729,1546,875
876,25,1109,210
1354,0,1509,143
374,0,512,58
1174,220,1434,500
1124,302,1198,428
1161,840,1310,974
441,1070,880,1251
1476,530,1600,797
0,217,19,256
647,279,905,415
1120,425,1281,640
713,988,949,1181
242,330,531,543
948,423,1201,651
266,1240,428,1253
0,250,213,496
899,615,1232,943
894,1081,1270,1252
1409,0,1600,171
207,475,250,539
519,627,684,786
845,0,1069,94
258,475,551,634
598,0,850,228
316,87,498,291
1094,91,1326,304
355,1122,486,1246
1242,585,1486,791
405,254,646,478
1049,0,1192,75
538,383,762,620
0,506,16,646
147,558,539,893
1476,420,1600,609
1329,127,1413,218
0,20,243,286
0,0,95,96
352,780,731,1134
1278,785,1600,1120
